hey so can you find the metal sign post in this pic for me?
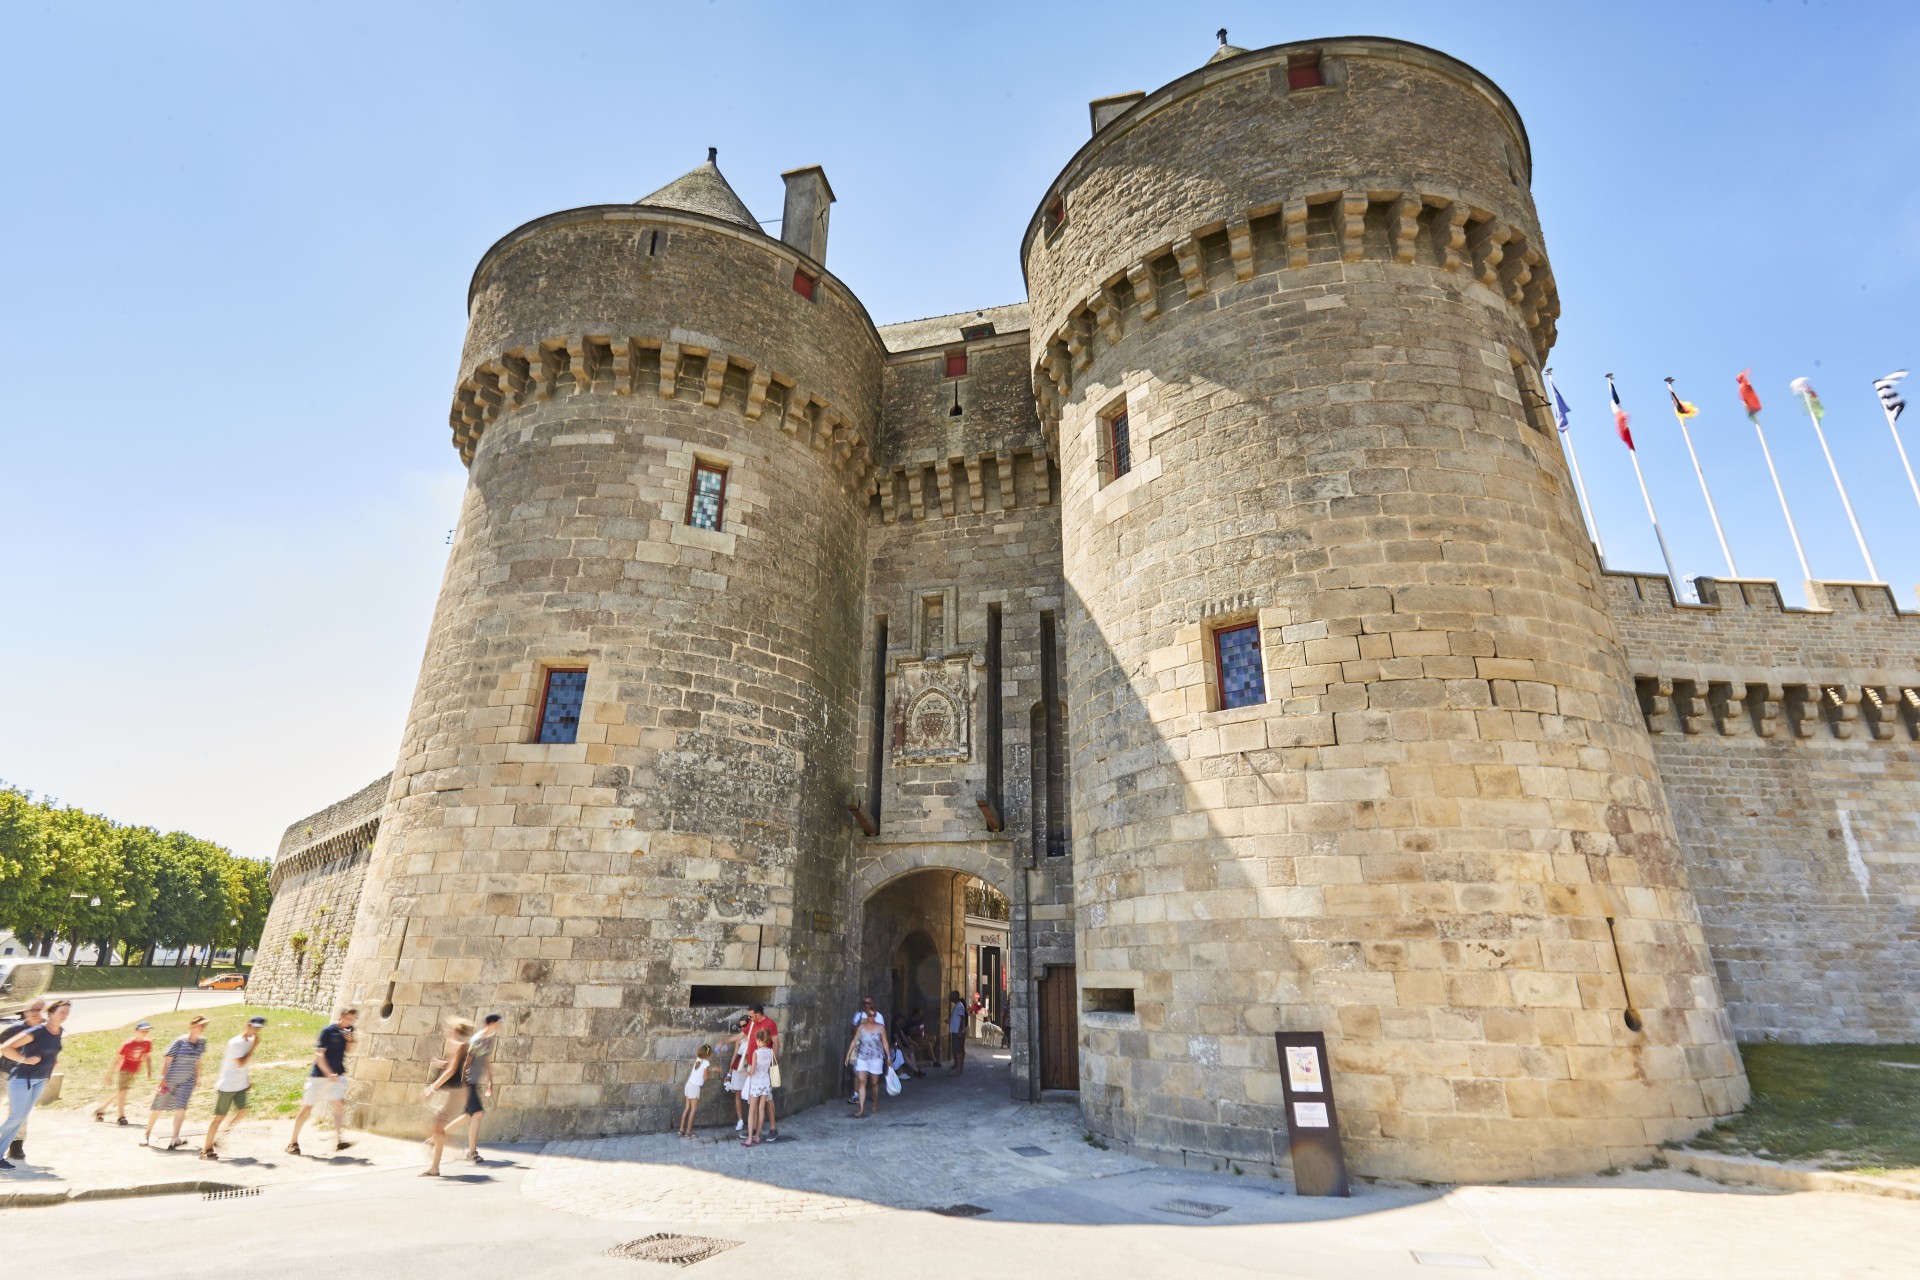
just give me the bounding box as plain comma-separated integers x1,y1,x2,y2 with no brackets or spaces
1273,1030,1350,1196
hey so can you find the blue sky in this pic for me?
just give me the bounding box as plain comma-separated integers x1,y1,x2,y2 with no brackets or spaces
4,1,1917,860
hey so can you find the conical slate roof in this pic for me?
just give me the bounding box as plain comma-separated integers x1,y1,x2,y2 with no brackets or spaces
636,149,758,230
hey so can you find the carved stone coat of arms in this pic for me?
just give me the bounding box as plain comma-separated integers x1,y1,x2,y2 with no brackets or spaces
891,655,973,764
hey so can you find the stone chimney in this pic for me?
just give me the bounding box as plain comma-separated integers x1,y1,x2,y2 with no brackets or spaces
779,166,835,264
1089,92,1146,136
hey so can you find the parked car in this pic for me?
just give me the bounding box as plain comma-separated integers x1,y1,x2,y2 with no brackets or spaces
0,960,54,1018
197,972,247,991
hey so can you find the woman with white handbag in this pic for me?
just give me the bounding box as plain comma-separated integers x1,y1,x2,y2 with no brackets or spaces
844,1008,891,1118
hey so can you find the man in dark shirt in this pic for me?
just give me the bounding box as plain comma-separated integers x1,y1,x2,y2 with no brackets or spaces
0,999,70,1169
287,1006,357,1156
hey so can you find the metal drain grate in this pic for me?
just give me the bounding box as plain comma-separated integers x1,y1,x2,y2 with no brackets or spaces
932,1203,991,1217
1154,1198,1229,1219
202,1186,262,1201
1009,1145,1050,1157
605,1234,742,1267
1411,1252,1492,1270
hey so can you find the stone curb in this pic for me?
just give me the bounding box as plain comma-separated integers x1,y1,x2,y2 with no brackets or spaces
1667,1149,1920,1201
0,1179,239,1209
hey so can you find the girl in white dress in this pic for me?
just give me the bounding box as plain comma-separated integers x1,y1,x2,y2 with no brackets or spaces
741,1030,777,1147
678,1044,712,1138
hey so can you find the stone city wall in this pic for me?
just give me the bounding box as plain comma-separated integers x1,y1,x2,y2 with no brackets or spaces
251,775,389,1014
1606,571,1920,1042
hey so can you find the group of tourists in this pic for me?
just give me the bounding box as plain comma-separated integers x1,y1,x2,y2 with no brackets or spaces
0,1001,499,1176
674,990,978,1142
0,986,987,1171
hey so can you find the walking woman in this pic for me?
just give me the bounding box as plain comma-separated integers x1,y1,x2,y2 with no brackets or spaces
740,1028,777,1146
420,1016,472,1177
446,1012,499,1163
845,1007,889,1118
143,1015,209,1150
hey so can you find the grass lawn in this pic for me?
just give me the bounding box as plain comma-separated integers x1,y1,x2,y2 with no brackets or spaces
1689,1042,1920,1172
47,1007,327,1123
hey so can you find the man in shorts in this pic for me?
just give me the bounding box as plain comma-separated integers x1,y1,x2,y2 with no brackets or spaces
92,1019,154,1126
288,1007,356,1156
202,1015,264,1160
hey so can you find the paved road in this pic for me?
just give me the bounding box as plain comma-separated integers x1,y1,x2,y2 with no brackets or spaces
2,1044,1915,1277
16,1136,1920,1280
48,988,244,1034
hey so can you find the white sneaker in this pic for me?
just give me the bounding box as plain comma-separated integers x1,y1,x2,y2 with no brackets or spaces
734,1119,744,1132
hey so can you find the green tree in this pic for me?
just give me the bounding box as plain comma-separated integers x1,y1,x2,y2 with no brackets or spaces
0,787,49,938
221,856,272,957
102,825,164,965
150,833,227,963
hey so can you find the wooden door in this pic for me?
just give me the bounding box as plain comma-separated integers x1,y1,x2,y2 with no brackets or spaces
1037,964,1079,1091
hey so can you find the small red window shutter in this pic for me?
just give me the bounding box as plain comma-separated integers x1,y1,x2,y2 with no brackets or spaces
1287,56,1323,90
792,269,815,300
945,351,968,378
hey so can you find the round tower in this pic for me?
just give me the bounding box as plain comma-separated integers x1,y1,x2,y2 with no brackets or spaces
338,153,881,1138
1023,37,1747,1181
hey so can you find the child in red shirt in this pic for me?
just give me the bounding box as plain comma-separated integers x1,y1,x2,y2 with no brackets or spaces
91,1021,155,1125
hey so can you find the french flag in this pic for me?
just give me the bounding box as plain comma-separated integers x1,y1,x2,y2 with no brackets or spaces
1609,378,1634,451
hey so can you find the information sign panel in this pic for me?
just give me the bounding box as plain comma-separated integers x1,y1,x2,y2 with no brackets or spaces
1273,1030,1350,1197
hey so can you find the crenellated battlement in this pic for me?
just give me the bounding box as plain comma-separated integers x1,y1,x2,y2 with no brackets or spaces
1607,568,1920,738
449,332,875,487
871,448,1054,524
1607,570,1917,619
1028,186,1559,455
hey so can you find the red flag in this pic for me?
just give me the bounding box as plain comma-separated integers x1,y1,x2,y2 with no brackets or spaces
1736,369,1763,420
1610,379,1634,450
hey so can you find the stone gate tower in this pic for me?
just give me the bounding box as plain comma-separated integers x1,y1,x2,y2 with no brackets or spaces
336,154,879,1137
1024,37,1748,1180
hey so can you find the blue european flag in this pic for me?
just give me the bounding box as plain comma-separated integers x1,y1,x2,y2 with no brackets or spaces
1545,369,1573,433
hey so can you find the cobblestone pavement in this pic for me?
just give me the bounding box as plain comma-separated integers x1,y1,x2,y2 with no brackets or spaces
522,1047,1155,1222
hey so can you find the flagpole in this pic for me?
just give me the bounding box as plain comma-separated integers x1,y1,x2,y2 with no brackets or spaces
1562,426,1606,565
1626,446,1682,592
1876,376,1920,512
1749,411,1813,584
1793,379,1880,582
1545,367,1606,565
1609,374,1681,591
1666,377,1738,577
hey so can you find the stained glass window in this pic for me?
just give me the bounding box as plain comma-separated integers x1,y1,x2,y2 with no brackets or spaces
1108,408,1131,480
688,463,727,532
1215,624,1265,710
537,669,588,744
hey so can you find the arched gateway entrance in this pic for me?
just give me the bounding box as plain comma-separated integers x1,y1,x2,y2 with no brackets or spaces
852,865,1053,1095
